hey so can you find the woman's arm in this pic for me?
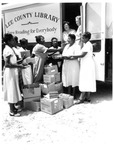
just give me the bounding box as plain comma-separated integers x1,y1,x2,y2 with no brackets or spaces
5,55,26,69
70,52,87,60
46,48,63,53
62,56,71,60
52,54,70,60
17,55,26,64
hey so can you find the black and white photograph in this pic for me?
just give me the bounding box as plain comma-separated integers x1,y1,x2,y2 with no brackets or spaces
0,1,113,149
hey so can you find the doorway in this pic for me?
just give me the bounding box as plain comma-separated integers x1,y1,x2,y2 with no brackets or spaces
62,3,82,31
105,39,112,82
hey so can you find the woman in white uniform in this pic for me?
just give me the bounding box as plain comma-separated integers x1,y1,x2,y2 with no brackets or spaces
62,21,76,48
3,34,25,116
75,16,82,48
62,34,80,99
69,32,96,103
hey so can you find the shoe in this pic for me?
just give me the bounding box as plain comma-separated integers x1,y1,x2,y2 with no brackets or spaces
14,113,21,117
15,105,23,112
9,112,21,117
14,108,22,113
15,105,20,109
75,99,84,104
17,108,22,112
84,98,91,102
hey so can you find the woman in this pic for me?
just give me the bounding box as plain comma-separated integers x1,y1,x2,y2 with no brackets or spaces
62,34,80,99
49,37,61,55
14,36,20,49
48,37,62,72
32,35,61,82
19,38,29,51
75,16,82,47
75,16,82,40
32,35,49,82
18,38,33,86
62,21,76,48
70,32,96,103
3,33,25,116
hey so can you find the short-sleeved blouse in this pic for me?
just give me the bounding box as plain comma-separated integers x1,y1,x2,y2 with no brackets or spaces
32,43,48,56
62,43,81,57
3,45,17,64
63,29,76,44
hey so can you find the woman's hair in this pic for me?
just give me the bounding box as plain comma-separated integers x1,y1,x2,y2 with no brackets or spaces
75,16,81,20
20,38,28,45
83,32,91,40
63,21,70,25
14,36,18,43
51,37,58,43
50,37,58,47
3,33,13,44
68,34,76,41
63,21,70,27
35,35,44,43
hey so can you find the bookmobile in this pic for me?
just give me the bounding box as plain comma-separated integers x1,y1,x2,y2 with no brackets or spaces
2,2,113,83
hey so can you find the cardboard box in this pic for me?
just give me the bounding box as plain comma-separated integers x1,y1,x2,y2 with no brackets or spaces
43,72,60,84
43,74,55,84
59,93,70,98
23,83,39,88
40,83,55,94
20,51,30,58
23,96,40,102
44,65,58,75
55,82,63,93
44,91,59,99
63,96,74,109
24,100,40,111
55,72,60,83
41,98,63,115
23,86,41,100
59,94,74,109
48,91,59,98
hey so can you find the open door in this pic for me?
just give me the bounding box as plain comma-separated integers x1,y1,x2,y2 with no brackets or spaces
62,3,82,30
85,3,106,81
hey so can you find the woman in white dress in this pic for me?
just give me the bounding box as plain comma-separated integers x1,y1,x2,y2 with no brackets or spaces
62,21,76,48
69,32,96,103
3,34,25,116
75,16,82,48
62,34,80,99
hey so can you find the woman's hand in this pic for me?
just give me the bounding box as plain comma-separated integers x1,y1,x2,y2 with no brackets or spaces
52,54,62,59
17,59,23,64
62,56,71,60
19,64,27,69
69,56,78,60
22,60,28,66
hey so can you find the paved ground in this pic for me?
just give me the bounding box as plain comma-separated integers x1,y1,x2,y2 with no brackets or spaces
0,82,114,150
